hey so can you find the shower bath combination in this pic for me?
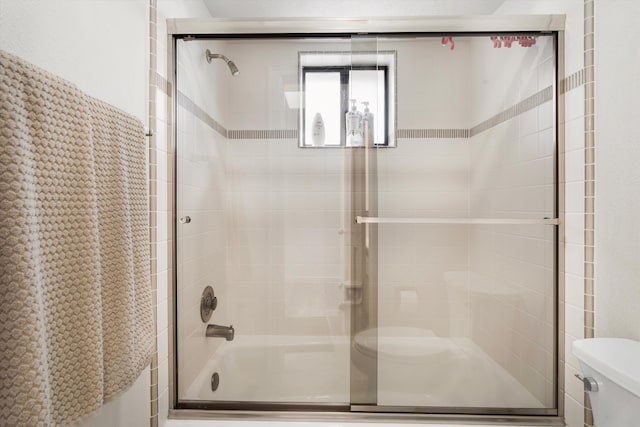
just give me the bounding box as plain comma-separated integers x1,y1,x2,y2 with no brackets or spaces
171,16,564,425
205,49,239,75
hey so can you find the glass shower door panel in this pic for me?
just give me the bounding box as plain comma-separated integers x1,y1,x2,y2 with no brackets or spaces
175,38,231,401
175,37,353,407
374,222,556,409
359,33,558,413
371,138,558,409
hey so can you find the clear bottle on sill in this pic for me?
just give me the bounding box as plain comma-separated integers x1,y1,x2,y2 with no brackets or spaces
346,99,363,147
361,101,374,145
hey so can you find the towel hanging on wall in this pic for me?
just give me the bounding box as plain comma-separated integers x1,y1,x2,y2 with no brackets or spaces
87,95,154,402
0,49,153,426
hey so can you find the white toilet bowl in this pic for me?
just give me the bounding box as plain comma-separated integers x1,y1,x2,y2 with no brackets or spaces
573,338,640,427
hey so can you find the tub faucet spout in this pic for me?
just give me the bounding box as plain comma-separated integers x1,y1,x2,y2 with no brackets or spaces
206,324,234,341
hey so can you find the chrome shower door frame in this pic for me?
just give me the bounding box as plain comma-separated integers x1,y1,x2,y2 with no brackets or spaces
166,15,566,425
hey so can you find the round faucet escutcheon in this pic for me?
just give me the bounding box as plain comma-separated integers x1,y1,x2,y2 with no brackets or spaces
200,286,217,322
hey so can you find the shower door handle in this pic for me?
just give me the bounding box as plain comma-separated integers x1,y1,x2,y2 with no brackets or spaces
179,216,191,224
356,216,560,225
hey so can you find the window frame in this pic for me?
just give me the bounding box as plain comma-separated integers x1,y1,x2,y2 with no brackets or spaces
298,50,397,149
301,65,390,147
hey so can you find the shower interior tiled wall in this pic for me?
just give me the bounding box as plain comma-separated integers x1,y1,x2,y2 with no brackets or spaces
151,2,591,427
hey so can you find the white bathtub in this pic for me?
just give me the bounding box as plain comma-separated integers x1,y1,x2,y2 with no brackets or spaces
186,335,350,402
185,332,543,409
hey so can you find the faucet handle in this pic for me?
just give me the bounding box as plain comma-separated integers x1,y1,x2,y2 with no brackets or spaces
200,286,217,322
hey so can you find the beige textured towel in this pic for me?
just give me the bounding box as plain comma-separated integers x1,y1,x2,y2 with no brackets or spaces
0,49,105,426
0,49,153,426
88,96,153,401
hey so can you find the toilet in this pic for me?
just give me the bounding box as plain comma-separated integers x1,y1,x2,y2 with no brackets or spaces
352,327,465,404
573,338,640,426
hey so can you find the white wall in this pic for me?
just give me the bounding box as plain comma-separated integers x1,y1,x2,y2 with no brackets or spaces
0,1,150,426
594,0,640,341
202,0,513,18
0,0,147,120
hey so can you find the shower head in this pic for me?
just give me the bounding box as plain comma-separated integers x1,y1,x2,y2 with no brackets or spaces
205,49,239,76
226,60,239,76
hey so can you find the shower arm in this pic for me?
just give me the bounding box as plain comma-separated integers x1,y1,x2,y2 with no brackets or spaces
206,51,231,64
205,49,239,76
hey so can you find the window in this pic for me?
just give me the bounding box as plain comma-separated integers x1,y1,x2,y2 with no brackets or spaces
299,52,396,148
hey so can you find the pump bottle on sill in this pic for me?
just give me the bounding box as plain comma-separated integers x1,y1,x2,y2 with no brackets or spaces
361,101,374,145
346,99,363,147
311,112,326,146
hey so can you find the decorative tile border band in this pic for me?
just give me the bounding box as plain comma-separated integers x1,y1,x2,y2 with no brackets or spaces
148,1,159,427
583,0,596,341
560,68,586,94
228,129,298,139
154,71,171,97
177,91,227,138
583,1,595,426
470,85,554,137
583,0,595,341
226,128,469,140
172,91,473,142
172,77,590,142
396,128,469,139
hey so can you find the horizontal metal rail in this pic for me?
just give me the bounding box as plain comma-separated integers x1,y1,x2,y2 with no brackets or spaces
356,216,560,225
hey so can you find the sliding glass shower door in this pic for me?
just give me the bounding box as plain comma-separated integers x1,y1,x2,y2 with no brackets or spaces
350,33,558,414
174,31,559,416
174,36,353,409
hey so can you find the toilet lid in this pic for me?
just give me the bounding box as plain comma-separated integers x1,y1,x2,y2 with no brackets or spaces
354,327,458,363
573,338,640,397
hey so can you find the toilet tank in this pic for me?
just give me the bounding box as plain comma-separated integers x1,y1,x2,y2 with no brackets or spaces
573,338,640,427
